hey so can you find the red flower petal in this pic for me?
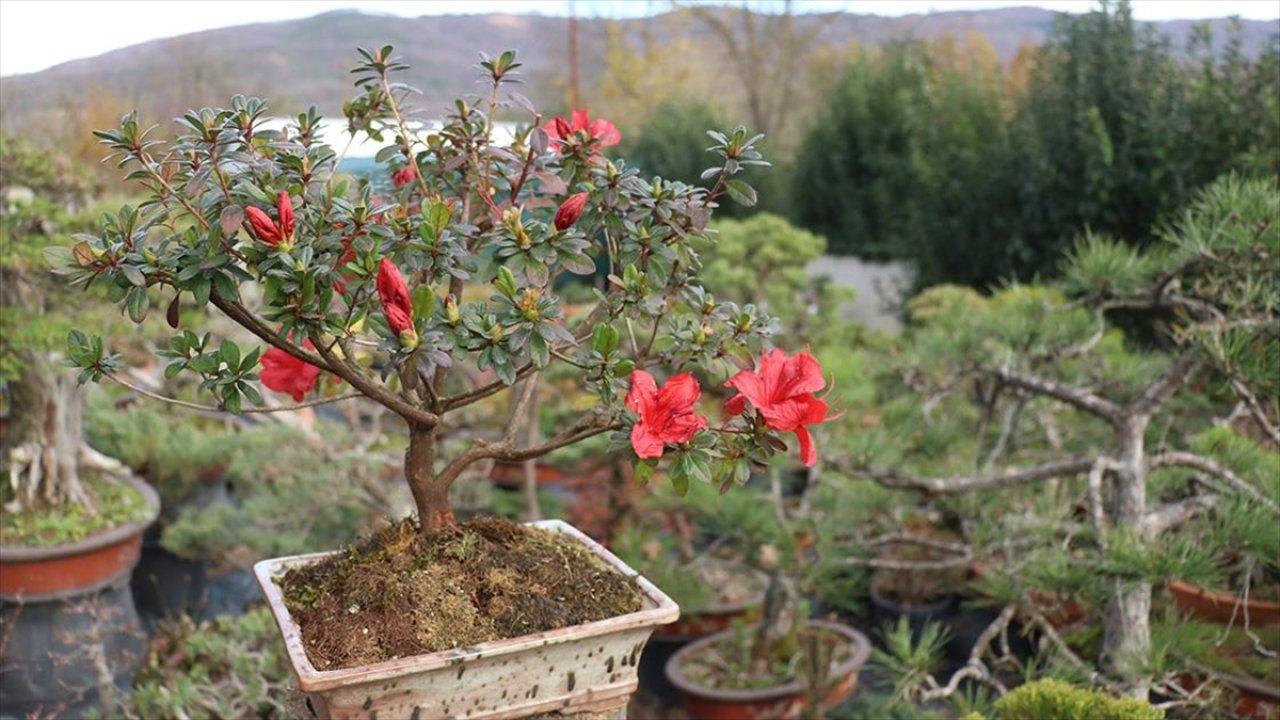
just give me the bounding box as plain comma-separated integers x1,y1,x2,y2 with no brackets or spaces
589,118,621,147
276,191,294,237
376,258,414,334
245,206,281,245
794,426,818,467
260,342,321,402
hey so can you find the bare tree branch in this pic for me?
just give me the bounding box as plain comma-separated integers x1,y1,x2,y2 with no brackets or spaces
1129,352,1201,417
989,366,1123,423
862,457,1095,495
1140,495,1219,538
1149,452,1279,514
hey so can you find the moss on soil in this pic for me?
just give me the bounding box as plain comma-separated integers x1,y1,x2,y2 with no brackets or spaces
279,516,644,670
0,475,151,547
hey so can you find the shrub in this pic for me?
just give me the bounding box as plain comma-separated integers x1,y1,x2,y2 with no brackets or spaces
992,679,1163,720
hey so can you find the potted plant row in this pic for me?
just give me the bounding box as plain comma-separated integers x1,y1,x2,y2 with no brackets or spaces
55,46,836,718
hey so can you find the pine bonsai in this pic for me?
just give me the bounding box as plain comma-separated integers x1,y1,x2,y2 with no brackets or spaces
844,175,1279,701
53,47,830,538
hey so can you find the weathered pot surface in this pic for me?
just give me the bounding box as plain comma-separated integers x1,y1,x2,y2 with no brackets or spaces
1169,579,1280,626
664,620,871,720
255,518,678,720
0,475,159,602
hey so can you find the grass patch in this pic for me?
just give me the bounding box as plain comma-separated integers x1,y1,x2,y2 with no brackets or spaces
1,475,151,547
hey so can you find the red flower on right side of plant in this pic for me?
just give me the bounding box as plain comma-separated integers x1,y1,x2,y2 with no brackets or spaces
725,349,829,467
260,341,323,402
625,370,707,459
544,108,620,155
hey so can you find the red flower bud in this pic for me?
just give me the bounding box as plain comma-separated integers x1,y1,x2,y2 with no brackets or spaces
554,192,589,231
376,258,415,340
245,206,281,245
276,191,294,237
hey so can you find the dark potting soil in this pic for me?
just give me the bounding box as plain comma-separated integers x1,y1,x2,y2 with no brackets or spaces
279,516,643,670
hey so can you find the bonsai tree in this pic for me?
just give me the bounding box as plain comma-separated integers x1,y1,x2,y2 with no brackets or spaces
1,137,133,526
53,47,830,537
841,176,1278,700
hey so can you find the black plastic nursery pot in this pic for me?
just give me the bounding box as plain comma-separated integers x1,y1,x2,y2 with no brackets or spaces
0,476,159,719
868,584,958,635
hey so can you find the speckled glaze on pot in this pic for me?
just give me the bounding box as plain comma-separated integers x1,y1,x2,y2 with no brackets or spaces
664,620,871,720
0,475,159,602
255,519,678,720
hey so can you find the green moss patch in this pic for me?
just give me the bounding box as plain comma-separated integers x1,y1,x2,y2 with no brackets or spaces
279,516,643,670
1,475,151,547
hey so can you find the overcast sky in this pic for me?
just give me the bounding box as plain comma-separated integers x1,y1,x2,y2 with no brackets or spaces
1,1,1277,77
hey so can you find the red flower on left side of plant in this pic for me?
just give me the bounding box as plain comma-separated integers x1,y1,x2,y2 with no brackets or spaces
260,341,323,402
377,258,418,348
392,167,416,189
625,370,707,459
544,108,621,155
725,348,830,467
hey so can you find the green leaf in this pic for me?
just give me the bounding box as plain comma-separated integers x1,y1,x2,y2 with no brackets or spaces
412,286,436,318
591,323,620,355
220,339,240,368
725,179,757,207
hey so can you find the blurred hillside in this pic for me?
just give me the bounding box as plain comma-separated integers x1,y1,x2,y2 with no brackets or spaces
1,6,1274,141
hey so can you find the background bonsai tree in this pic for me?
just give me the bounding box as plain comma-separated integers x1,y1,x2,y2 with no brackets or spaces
838,176,1278,700
1,136,133,524
55,47,828,537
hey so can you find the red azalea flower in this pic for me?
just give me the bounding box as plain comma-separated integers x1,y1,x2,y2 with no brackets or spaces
392,167,416,189
554,192,589,231
260,341,323,402
377,258,417,347
725,349,829,467
544,108,621,154
625,370,707,459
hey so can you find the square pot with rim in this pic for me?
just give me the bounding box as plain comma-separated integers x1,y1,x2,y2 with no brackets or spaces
254,519,679,720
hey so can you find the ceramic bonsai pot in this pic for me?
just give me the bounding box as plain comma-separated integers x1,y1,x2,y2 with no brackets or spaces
0,475,160,601
0,475,159,719
255,519,678,720
1169,580,1280,626
664,620,871,720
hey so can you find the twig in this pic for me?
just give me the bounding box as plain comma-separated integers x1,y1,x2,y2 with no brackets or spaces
103,371,362,415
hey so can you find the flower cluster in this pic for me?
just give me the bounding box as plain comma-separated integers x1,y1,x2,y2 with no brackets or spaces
625,349,830,468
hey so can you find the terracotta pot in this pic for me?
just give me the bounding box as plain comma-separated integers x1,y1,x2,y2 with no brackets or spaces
664,620,871,720
654,562,769,643
1185,661,1280,720
0,476,160,602
255,519,679,720
1169,580,1280,626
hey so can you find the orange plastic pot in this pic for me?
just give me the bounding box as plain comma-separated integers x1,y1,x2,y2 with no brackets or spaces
654,564,769,643
665,620,870,720
1168,580,1280,626
0,476,159,602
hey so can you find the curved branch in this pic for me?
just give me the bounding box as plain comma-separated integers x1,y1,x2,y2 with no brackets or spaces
1149,452,1279,514
104,371,363,415
434,413,619,489
862,457,1096,495
989,366,1123,424
1129,352,1201,417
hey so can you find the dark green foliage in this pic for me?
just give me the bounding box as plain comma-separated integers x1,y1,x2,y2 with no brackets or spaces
792,2,1280,288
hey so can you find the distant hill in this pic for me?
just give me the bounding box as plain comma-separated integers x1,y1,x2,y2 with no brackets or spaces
1,6,1274,139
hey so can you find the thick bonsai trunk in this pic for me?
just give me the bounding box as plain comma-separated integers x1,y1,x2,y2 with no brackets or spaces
1,264,97,512
405,425,456,535
4,359,93,511
1101,417,1151,699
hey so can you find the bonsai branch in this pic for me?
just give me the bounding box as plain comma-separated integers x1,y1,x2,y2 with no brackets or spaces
861,457,1095,495
101,371,362,415
1148,452,1279,514
1129,352,1200,416
918,604,1016,701
989,366,1122,423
